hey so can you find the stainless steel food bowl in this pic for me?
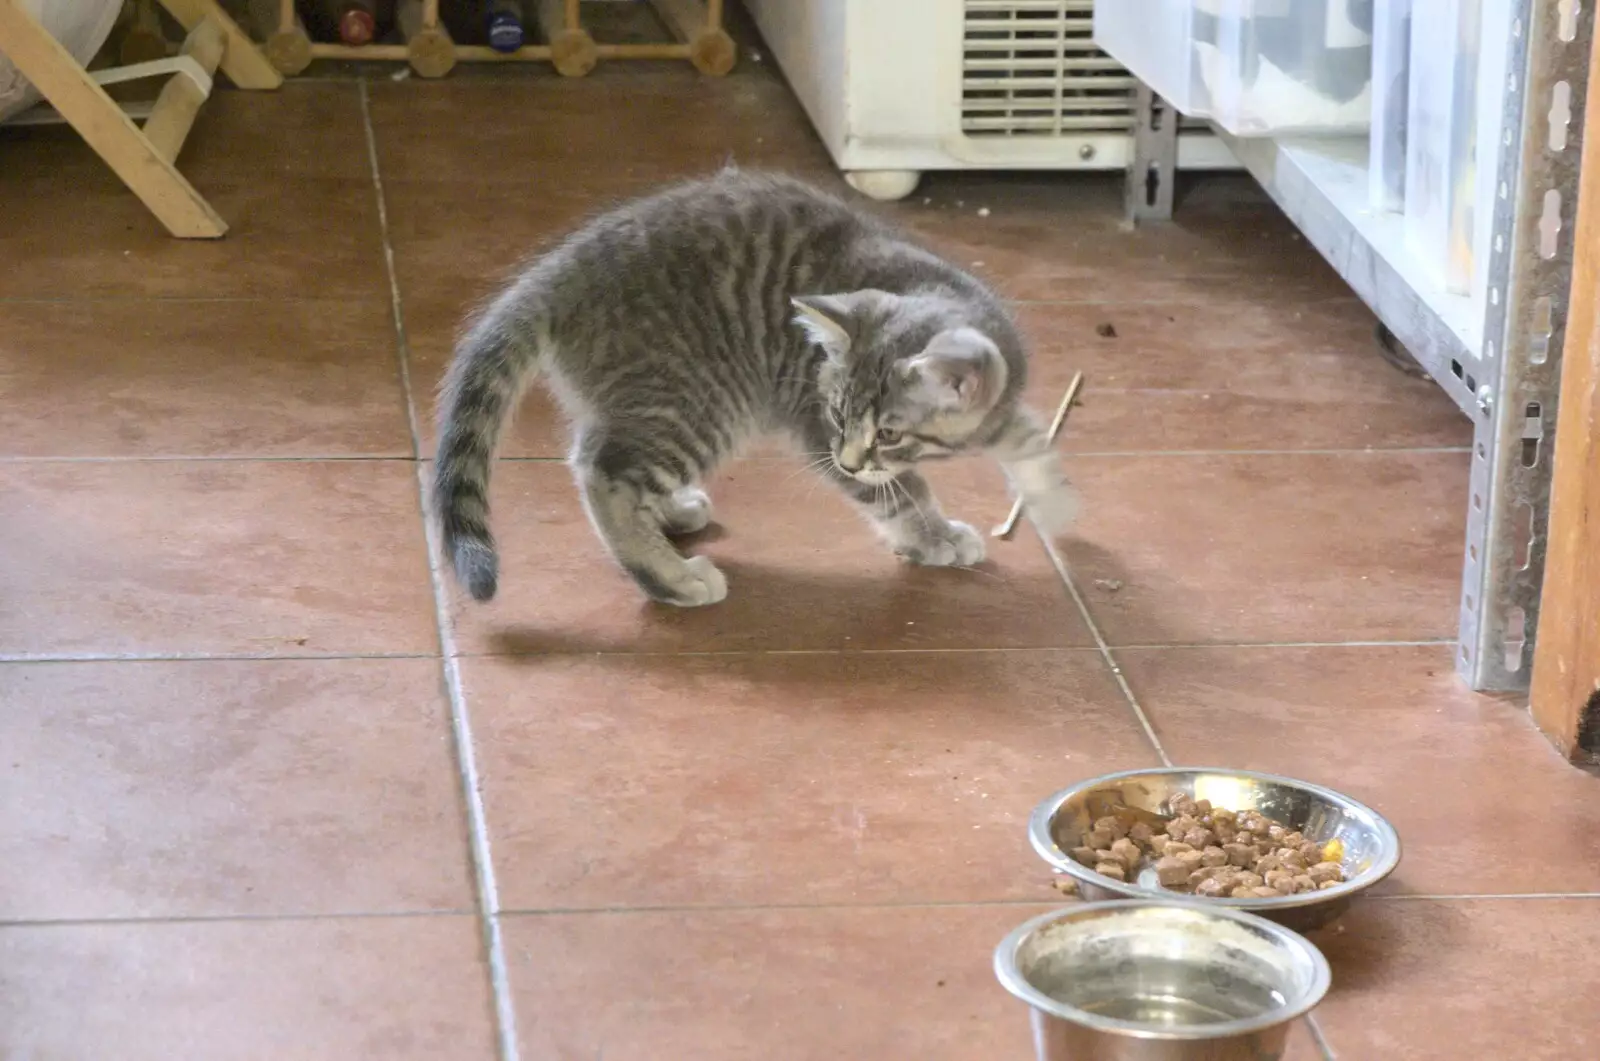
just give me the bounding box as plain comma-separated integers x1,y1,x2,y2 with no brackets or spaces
1030,767,1401,932
995,901,1331,1061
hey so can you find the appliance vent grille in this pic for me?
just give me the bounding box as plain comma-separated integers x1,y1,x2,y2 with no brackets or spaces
961,0,1202,138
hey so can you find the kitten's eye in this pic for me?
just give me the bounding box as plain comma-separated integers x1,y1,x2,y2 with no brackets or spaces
875,427,903,445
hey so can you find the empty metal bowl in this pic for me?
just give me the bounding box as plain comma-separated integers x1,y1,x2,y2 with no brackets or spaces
1030,767,1401,932
995,901,1331,1061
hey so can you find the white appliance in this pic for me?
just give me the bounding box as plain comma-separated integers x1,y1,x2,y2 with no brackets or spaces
741,0,1239,200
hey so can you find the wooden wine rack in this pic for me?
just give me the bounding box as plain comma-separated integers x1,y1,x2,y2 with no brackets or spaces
263,0,734,79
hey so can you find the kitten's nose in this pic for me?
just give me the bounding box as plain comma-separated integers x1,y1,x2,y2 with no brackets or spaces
837,441,867,473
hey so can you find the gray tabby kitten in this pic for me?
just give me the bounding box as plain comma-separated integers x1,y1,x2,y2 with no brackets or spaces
433,170,1076,607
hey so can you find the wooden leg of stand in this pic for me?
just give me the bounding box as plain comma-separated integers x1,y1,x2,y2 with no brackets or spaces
646,0,734,75
535,0,596,77
119,0,172,65
155,0,282,89
399,0,456,78
0,0,225,237
142,17,225,163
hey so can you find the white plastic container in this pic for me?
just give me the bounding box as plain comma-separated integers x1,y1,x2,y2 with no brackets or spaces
1368,0,1412,211
1471,0,1515,313
1094,0,1375,138
1404,0,1483,295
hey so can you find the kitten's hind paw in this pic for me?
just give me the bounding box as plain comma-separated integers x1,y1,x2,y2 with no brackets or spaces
661,487,713,536
896,519,986,568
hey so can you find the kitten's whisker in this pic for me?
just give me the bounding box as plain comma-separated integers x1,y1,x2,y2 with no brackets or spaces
781,455,837,485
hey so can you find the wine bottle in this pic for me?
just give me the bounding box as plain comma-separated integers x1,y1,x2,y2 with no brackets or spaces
302,0,395,46
484,0,525,52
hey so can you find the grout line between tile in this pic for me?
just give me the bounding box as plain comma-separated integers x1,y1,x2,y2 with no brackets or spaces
455,646,1106,660
0,294,1357,308
1005,294,1363,307
1305,1014,1338,1060
494,446,1475,462
1059,446,1473,459
0,641,1460,666
496,898,1064,918
0,448,1473,465
0,651,435,664
1373,892,1600,901
359,79,522,1061
0,909,478,930
0,295,396,306
1108,639,1457,651
12,891,1599,933
1033,525,1172,767
0,454,415,464
445,640,1457,661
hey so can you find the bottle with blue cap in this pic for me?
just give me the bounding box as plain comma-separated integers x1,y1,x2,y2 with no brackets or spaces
485,0,524,52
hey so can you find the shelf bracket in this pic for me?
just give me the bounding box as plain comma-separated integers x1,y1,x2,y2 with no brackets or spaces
1459,0,1594,691
1125,83,1178,225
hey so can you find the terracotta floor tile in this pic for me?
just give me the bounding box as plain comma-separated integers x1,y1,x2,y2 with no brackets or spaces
503,906,1326,1061
0,658,471,920
0,461,437,657
0,915,498,1061
1119,645,1600,895
0,83,372,187
0,179,386,300
1309,899,1600,1060
885,173,1352,304
1060,451,1468,644
446,458,1089,654
466,650,1151,910
1017,298,1471,453
366,73,834,185
0,299,408,458
503,905,1041,1061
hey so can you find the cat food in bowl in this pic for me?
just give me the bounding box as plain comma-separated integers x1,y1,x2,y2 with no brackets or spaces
1031,767,1400,932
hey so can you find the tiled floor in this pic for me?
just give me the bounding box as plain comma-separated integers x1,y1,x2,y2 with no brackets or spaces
2,29,1596,1061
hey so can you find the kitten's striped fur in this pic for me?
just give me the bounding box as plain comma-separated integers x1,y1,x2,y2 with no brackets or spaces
433,170,1076,606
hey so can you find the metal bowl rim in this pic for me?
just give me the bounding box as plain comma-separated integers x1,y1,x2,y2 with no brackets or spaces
993,900,1333,1039
1028,766,1403,910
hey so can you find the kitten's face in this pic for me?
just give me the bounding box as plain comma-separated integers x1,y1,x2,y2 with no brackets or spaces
794,292,1007,484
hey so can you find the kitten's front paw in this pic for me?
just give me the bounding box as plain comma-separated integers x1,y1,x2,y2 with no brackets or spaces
635,555,728,606
896,519,986,567
1024,484,1080,539
675,555,729,606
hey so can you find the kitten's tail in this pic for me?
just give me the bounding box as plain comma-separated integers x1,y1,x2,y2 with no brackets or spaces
431,290,542,602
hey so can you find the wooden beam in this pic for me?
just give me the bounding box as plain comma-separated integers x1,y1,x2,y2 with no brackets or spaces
154,0,282,89
0,0,225,238
1531,29,1600,769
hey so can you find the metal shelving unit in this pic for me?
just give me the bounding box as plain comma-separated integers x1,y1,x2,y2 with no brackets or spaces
1127,2,1592,693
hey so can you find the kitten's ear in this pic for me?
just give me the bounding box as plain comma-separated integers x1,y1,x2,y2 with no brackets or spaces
790,295,856,355
902,328,1006,412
